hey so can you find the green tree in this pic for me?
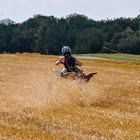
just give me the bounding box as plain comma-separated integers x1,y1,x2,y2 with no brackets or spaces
0,20,16,53
74,28,104,53
118,35,140,54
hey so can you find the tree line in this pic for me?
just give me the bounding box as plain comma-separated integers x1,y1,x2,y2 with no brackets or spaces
0,14,140,55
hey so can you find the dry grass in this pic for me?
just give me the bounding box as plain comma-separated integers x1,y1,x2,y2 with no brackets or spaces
0,53,140,140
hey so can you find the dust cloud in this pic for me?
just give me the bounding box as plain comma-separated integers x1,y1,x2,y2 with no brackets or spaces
0,59,101,112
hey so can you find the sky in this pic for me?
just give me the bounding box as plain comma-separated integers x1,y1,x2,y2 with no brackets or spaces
0,0,140,23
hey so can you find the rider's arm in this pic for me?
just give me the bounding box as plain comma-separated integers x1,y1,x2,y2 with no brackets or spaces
75,58,82,66
55,58,64,65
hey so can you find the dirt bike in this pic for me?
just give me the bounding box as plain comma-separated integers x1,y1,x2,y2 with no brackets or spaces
55,69,97,82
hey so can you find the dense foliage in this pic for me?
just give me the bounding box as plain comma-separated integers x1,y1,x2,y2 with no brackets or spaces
0,14,140,54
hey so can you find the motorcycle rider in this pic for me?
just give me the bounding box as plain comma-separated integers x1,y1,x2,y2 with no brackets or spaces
55,46,84,76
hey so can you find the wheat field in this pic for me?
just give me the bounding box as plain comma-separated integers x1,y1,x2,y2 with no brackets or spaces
0,53,140,140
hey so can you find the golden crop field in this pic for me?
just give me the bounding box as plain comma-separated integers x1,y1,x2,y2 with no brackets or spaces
0,53,140,140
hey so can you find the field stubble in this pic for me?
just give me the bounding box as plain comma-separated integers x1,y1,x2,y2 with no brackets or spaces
0,54,140,140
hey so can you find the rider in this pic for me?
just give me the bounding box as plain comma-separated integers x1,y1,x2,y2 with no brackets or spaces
55,46,84,76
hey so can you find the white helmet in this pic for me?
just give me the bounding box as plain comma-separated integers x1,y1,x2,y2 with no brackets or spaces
61,46,71,55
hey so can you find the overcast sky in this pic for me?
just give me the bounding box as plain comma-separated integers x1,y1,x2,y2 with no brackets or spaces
0,0,140,23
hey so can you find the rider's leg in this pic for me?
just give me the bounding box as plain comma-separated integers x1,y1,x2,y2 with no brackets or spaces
61,67,68,75
75,66,85,77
